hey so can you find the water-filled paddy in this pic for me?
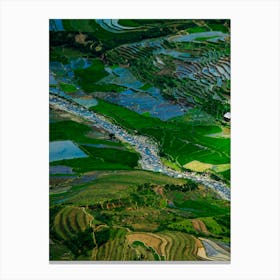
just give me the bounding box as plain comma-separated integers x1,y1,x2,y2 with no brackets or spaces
50,165,74,174
49,19,64,31
95,19,137,33
49,74,57,85
101,67,144,90
170,31,228,43
50,140,88,162
93,90,187,121
73,97,98,108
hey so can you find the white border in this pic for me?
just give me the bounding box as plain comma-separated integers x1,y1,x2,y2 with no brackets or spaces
1,0,279,279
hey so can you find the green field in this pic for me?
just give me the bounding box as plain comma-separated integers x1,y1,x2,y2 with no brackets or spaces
81,83,126,93
50,118,141,172
53,206,92,240
50,120,122,147
90,99,230,166
59,83,78,93
207,23,229,33
50,170,187,205
139,83,152,91
117,19,141,27
81,145,139,167
50,19,231,261
50,169,230,260
195,36,219,41
74,59,108,92
187,26,210,33
50,46,87,64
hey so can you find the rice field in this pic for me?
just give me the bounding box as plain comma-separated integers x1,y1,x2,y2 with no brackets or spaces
49,140,88,162
126,231,200,261
183,160,230,173
53,206,93,240
50,19,231,261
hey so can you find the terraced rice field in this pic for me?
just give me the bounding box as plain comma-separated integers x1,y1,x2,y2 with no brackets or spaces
95,19,140,33
56,170,186,205
199,238,230,261
49,19,230,261
126,231,201,261
191,219,210,235
93,229,138,261
53,206,93,240
91,230,204,261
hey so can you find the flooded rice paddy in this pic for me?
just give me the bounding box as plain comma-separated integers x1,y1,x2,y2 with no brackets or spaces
49,165,74,174
50,140,88,162
169,31,228,43
50,60,188,121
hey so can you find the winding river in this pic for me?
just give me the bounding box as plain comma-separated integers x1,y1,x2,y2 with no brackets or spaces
50,94,230,200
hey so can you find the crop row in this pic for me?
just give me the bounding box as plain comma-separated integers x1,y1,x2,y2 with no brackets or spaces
53,206,92,240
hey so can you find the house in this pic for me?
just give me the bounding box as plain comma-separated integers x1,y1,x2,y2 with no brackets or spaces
223,112,231,122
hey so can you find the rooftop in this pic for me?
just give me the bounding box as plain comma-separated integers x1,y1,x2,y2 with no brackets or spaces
224,112,231,119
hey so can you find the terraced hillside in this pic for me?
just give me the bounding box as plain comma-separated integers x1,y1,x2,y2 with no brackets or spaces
49,19,230,261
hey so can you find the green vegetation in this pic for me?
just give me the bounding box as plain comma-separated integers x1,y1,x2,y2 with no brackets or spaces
50,170,186,205
118,19,141,27
168,219,197,235
50,120,122,147
141,111,151,117
161,231,198,260
50,157,135,173
83,83,126,93
219,169,230,182
132,241,161,261
93,228,136,261
50,243,74,260
60,83,77,93
50,19,230,261
90,99,230,166
50,119,141,172
201,216,230,236
50,120,90,141
50,46,87,64
207,23,229,33
187,26,210,33
51,19,206,54
195,36,219,41
80,145,139,168
50,47,69,64
62,19,98,32
64,227,95,258
50,206,95,259
167,215,230,238
74,59,108,92
139,83,152,91
52,206,92,240
173,199,229,217
50,169,230,260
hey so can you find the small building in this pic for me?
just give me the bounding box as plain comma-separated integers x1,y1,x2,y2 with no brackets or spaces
223,112,231,122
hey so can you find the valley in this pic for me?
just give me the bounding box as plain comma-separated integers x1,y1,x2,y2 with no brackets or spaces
49,19,230,261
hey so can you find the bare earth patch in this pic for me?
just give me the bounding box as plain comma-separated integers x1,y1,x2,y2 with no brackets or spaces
192,219,210,235
126,232,167,256
207,127,230,138
194,237,210,260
